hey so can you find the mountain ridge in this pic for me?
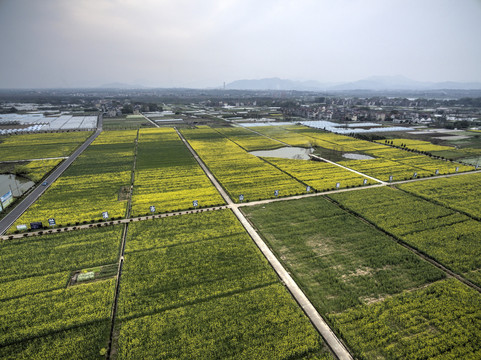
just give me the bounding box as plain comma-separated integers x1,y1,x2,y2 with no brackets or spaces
226,76,481,91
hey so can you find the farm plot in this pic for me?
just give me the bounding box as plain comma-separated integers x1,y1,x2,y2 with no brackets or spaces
398,172,481,219
376,138,454,153
0,158,62,184
23,159,63,182
0,226,122,296
116,210,333,359
10,130,137,231
0,322,110,360
338,158,425,181
329,187,481,285
0,131,92,161
338,148,473,181
246,125,315,147
0,280,115,348
241,197,444,314
181,128,306,202
131,128,224,216
242,197,481,359
245,126,474,181
264,157,375,191
330,279,481,360
214,126,283,151
301,131,384,152
0,226,121,358
103,115,154,130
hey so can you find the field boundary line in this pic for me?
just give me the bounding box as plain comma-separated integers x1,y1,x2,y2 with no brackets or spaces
309,154,386,184
237,124,291,146
324,194,481,294
390,168,481,185
0,156,69,163
107,129,139,360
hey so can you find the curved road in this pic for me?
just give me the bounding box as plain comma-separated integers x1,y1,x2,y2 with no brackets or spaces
0,127,102,235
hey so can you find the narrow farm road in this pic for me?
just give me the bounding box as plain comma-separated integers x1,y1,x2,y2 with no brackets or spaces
107,129,139,359
0,156,69,163
309,154,386,184
0,128,102,235
390,168,481,184
175,128,354,360
140,112,160,128
239,124,291,147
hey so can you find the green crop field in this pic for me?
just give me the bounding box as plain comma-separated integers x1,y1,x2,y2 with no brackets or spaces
330,279,481,360
10,130,137,231
398,172,481,219
242,197,445,314
181,127,306,202
0,226,122,284
246,125,316,147
115,210,333,359
103,116,154,129
131,128,224,215
328,187,481,286
241,196,481,359
0,322,110,360
0,131,92,161
2,124,481,359
264,157,375,190
214,126,284,151
0,226,121,358
247,126,475,181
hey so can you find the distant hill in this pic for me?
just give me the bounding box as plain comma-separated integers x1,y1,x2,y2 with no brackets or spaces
226,78,333,91
226,76,481,91
99,82,149,89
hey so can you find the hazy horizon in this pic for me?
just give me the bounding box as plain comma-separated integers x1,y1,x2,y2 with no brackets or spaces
1,0,481,89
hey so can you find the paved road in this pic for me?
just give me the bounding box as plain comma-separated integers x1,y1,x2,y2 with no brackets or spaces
0,128,102,235
140,113,160,128
175,128,354,360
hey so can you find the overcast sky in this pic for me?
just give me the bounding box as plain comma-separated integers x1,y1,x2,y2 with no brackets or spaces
1,0,480,88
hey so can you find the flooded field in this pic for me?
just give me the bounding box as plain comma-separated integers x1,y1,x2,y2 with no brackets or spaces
0,174,35,197
342,153,375,160
250,147,314,160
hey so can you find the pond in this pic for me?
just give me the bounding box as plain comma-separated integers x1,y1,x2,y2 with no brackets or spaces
250,147,314,160
0,174,35,197
342,153,375,160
